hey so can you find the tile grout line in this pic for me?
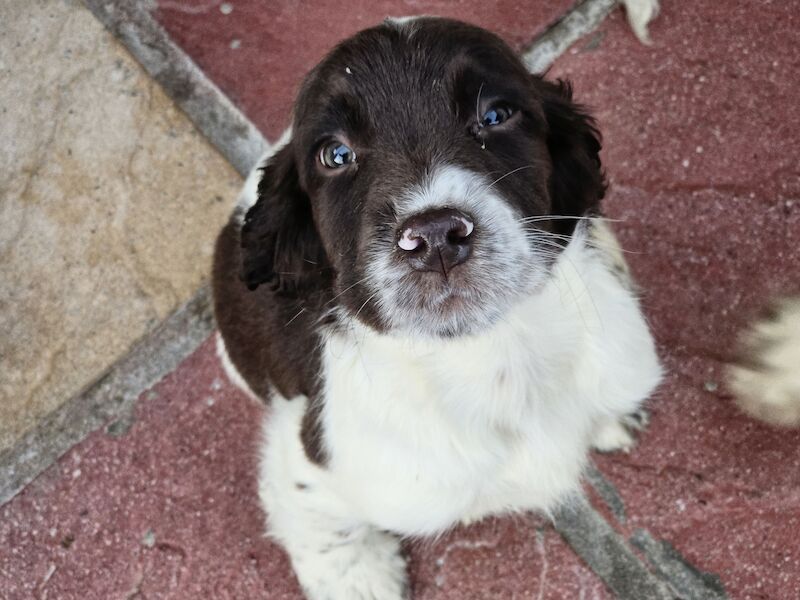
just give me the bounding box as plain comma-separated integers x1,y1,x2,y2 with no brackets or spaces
522,0,619,73
1,0,271,506
553,494,676,600
574,467,730,599
82,0,269,177
0,286,215,505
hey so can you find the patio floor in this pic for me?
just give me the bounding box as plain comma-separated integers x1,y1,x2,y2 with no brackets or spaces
1,1,798,598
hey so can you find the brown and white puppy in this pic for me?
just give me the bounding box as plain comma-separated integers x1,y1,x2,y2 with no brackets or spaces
213,18,662,600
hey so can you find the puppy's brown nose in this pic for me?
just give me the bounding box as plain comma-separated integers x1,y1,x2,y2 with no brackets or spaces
397,208,474,277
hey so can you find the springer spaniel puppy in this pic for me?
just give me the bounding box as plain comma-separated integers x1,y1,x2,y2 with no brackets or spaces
213,18,662,599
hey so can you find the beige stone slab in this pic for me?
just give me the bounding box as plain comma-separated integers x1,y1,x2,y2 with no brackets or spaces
0,0,241,453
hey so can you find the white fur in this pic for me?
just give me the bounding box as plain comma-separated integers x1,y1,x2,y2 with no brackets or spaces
259,396,408,599
384,15,427,36
727,297,800,427
620,0,660,45
592,416,636,453
367,164,548,337
215,333,259,401
384,15,422,27
255,228,662,598
234,127,293,223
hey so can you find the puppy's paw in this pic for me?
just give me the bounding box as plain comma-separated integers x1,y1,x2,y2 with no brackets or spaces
591,409,649,453
619,407,650,432
297,529,408,600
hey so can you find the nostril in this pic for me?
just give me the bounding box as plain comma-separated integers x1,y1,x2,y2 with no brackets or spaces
397,208,475,262
398,228,424,252
447,215,474,244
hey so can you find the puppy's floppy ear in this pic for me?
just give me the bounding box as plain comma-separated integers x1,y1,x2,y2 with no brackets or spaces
240,141,329,295
538,78,606,233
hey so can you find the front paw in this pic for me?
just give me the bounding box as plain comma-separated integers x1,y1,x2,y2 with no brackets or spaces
591,409,649,453
296,529,409,600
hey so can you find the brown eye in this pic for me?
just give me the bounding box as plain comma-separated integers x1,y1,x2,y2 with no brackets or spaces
320,142,356,168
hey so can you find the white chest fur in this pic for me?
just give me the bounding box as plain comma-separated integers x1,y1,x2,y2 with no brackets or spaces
316,235,662,536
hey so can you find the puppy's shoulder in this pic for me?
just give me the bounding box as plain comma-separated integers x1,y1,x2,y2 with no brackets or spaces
587,219,636,292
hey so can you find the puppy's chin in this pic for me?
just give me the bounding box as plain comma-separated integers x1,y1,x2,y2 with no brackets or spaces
367,262,545,339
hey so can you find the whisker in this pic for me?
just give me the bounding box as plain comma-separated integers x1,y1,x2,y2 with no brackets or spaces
475,82,485,126
525,230,642,255
327,275,371,305
527,230,575,242
518,215,622,224
476,82,486,149
284,307,306,328
355,292,379,320
486,165,538,189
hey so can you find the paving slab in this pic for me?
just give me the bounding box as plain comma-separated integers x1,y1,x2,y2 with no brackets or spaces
552,2,800,357
153,0,577,140
408,514,610,599
0,0,241,454
0,337,610,599
548,2,800,598
7,0,799,597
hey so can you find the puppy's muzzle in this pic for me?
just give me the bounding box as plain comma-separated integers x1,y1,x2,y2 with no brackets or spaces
397,208,474,278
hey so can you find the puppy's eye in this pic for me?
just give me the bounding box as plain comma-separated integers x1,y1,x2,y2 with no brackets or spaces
481,105,513,127
319,142,356,169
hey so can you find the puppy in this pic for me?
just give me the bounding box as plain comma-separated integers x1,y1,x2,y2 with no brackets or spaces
213,18,662,599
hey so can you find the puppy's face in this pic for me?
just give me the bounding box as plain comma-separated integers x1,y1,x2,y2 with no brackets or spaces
241,18,604,337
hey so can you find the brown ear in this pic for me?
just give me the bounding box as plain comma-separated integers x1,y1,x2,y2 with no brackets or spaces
240,142,329,296
537,78,606,234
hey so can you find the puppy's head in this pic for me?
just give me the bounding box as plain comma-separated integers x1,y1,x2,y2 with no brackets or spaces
241,18,605,336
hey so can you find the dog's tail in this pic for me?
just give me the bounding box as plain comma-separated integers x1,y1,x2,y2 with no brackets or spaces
726,296,800,427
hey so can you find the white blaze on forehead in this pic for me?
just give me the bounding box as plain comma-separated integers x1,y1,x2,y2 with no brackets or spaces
383,15,437,37
398,164,517,223
384,15,425,27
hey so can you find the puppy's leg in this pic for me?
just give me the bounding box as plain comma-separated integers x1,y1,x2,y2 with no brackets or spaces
588,220,657,453
591,409,649,453
260,395,408,600
588,219,635,292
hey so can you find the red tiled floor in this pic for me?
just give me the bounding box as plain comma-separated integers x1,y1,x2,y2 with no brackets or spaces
8,0,800,597
0,339,298,600
594,354,800,599
154,0,577,139
408,517,610,599
552,2,800,357
0,338,608,598
548,2,800,598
